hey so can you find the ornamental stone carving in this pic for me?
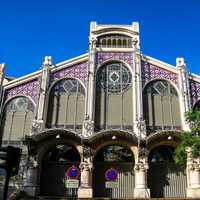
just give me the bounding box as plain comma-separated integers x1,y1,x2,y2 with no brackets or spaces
135,160,149,172
187,148,200,172
79,146,93,188
31,119,44,134
82,120,94,137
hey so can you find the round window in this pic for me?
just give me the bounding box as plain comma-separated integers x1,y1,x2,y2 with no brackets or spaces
97,63,131,93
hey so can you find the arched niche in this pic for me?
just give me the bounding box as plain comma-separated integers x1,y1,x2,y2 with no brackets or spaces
1,96,35,145
95,62,133,131
40,143,81,197
147,145,186,198
93,144,135,198
143,79,181,135
46,78,85,132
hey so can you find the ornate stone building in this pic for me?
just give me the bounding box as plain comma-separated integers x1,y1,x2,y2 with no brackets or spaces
0,22,200,199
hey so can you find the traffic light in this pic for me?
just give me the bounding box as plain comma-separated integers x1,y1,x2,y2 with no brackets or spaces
0,146,22,176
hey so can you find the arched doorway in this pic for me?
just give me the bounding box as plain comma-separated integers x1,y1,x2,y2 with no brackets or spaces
40,144,81,198
93,144,135,199
147,145,186,198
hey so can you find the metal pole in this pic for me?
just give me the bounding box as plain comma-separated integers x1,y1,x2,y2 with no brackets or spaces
3,170,10,200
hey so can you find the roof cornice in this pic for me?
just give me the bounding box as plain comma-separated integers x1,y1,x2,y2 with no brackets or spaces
3,53,89,90
141,54,178,74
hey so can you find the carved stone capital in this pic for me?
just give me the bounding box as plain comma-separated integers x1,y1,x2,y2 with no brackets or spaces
188,161,200,172
135,161,149,172
31,119,44,134
28,156,38,168
82,120,94,137
186,147,200,171
80,161,93,172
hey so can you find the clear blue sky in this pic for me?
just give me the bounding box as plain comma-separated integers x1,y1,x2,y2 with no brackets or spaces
1,0,200,77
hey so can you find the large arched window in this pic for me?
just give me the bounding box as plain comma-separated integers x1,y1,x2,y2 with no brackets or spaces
95,62,133,130
46,78,85,132
143,80,181,134
1,96,35,146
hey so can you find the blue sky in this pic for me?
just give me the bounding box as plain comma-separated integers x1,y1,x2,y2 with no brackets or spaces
0,0,200,77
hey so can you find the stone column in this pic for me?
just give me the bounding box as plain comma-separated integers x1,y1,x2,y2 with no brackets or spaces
177,58,191,131
186,148,200,198
78,146,93,198
32,56,51,134
134,152,150,198
23,156,38,197
132,39,146,138
82,31,96,137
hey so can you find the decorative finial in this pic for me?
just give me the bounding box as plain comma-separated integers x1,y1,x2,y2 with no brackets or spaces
0,63,5,76
43,56,52,66
176,57,186,68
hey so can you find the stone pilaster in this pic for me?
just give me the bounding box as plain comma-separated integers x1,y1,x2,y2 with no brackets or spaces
134,157,150,198
82,25,96,137
78,146,93,198
32,56,51,134
186,147,200,198
23,156,38,197
177,58,191,131
132,38,146,138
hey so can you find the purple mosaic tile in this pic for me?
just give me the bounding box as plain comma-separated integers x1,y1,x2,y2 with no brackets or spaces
5,79,40,104
189,79,200,106
96,52,133,66
50,61,88,86
141,61,179,87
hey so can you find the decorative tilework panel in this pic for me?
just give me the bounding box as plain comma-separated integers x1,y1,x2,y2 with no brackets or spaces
96,52,133,66
141,61,179,88
189,79,200,106
50,61,88,86
5,79,40,104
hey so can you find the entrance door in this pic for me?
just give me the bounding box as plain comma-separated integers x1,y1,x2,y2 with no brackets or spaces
40,144,80,198
147,145,187,198
93,145,135,199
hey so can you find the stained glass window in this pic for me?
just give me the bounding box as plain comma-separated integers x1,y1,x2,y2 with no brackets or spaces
6,97,35,112
97,62,132,94
146,80,178,97
52,79,85,96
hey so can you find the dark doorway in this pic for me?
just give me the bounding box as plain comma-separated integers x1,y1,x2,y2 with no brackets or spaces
147,145,186,198
93,145,135,199
40,144,80,198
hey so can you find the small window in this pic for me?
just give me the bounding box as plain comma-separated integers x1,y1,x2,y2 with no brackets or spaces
97,34,132,48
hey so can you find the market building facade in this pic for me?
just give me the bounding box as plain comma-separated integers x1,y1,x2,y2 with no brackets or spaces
0,22,200,199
